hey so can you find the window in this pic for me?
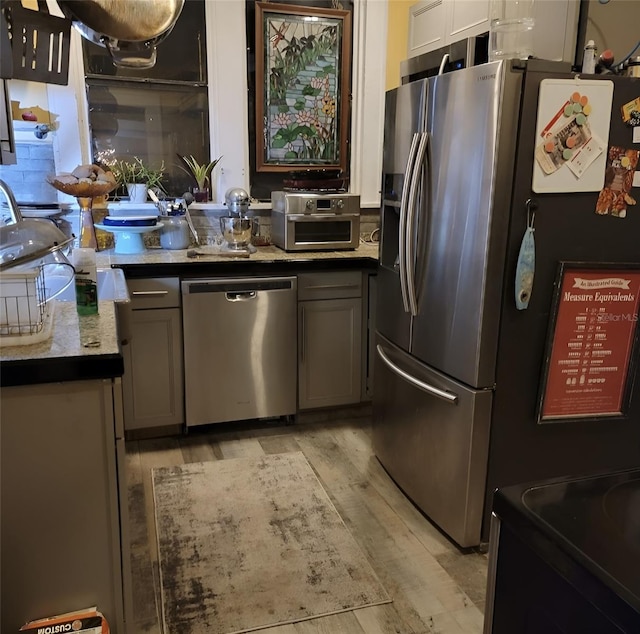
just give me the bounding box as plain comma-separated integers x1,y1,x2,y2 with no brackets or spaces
81,0,209,197
245,0,354,201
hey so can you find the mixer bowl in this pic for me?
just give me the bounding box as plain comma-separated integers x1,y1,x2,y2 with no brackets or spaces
220,216,252,249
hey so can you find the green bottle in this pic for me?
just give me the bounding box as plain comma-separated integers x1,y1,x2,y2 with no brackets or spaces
73,248,98,315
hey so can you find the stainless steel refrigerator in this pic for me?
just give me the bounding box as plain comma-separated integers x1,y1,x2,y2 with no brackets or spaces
373,58,640,548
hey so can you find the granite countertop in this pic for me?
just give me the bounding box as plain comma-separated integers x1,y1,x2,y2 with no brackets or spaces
0,300,123,387
96,242,379,277
0,243,379,387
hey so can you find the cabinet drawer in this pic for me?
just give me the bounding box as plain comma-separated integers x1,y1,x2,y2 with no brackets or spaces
298,271,362,301
127,277,180,309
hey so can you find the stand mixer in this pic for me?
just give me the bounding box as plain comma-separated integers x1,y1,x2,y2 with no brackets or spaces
220,187,252,250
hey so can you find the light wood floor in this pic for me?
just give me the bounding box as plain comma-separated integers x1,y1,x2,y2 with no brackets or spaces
125,411,489,634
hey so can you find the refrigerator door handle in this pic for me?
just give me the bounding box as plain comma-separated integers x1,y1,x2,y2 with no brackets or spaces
376,344,458,404
405,131,429,317
399,133,420,313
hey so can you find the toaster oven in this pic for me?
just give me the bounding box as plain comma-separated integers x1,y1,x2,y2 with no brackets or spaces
271,191,360,252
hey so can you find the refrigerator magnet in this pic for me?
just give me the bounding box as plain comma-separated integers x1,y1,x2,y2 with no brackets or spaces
595,146,639,218
620,96,640,144
532,79,614,193
620,97,640,126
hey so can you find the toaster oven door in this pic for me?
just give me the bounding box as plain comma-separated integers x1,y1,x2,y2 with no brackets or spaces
285,213,359,250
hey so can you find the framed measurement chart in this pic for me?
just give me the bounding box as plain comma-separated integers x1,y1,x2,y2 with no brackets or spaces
537,262,640,423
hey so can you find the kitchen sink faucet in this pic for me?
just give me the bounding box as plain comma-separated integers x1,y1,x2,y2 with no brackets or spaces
0,179,23,223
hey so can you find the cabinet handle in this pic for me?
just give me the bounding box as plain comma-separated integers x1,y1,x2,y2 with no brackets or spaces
132,290,169,296
300,306,305,363
304,284,360,291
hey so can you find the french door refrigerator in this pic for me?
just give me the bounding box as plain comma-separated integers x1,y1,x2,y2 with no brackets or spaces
373,59,640,548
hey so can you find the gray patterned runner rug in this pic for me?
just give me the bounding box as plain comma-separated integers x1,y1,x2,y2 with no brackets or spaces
153,451,391,634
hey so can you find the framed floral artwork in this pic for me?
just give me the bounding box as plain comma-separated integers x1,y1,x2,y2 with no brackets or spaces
255,2,351,172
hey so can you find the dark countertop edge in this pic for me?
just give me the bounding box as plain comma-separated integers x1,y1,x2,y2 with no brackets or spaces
1,353,124,387
114,256,378,278
492,472,640,620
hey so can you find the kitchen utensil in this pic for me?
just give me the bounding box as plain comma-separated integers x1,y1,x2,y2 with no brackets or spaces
220,216,252,249
3,0,71,84
147,188,166,215
186,248,250,259
179,193,199,243
57,0,184,68
0,216,73,270
0,201,72,218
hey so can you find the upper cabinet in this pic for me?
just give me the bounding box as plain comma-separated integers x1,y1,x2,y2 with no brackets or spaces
408,0,489,59
449,0,491,41
408,0,580,63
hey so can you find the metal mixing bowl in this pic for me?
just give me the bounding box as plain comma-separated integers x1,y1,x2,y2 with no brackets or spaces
220,216,252,249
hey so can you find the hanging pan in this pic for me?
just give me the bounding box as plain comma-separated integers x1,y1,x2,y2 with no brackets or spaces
57,0,184,69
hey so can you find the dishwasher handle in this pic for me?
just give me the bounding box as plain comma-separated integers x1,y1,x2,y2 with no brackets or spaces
183,277,296,295
226,291,257,301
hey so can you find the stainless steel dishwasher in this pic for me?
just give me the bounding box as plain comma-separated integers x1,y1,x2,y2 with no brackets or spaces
181,276,297,426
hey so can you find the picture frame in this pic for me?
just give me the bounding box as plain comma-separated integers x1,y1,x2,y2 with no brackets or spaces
536,262,640,424
255,2,351,173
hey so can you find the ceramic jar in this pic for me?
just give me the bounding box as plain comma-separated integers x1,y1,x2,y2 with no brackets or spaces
160,213,190,250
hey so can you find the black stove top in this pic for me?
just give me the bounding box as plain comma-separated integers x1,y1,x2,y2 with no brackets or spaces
497,468,640,614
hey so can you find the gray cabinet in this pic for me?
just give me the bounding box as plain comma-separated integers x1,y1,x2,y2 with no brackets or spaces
120,277,184,431
0,79,16,164
408,0,490,59
1,379,126,633
298,271,363,410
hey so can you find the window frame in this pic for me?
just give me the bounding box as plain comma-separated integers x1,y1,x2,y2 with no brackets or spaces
54,0,387,207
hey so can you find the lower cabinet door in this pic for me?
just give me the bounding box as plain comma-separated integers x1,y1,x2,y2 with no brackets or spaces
122,307,184,430
1,380,125,633
298,297,362,410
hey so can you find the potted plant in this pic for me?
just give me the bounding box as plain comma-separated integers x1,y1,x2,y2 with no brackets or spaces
177,154,222,202
112,157,166,203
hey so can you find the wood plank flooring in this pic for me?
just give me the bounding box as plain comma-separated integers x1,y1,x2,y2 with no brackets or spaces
125,414,488,634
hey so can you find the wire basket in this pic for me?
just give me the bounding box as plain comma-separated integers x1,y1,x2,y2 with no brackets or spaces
0,265,47,336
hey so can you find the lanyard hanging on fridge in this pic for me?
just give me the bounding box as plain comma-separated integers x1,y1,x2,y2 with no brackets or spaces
515,198,537,310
